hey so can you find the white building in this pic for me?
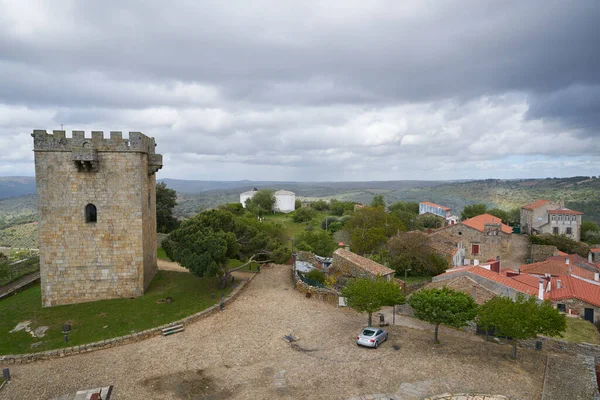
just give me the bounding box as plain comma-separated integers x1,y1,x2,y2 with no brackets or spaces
240,188,258,208
274,190,296,213
239,188,296,214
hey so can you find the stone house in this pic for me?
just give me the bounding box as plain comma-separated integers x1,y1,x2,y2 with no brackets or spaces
427,230,465,267
520,199,583,241
435,213,512,264
332,248,395,281
32,130,162,307
430,257,600,323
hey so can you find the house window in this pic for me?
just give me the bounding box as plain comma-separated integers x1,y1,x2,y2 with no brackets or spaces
472,244,480,255
557,303,566,313
85,204,97,223
551,215,556,221
553,227,559,234
566,227,572,235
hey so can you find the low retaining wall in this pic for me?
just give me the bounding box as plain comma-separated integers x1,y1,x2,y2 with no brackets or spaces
294,269,340,305
0,271,257,365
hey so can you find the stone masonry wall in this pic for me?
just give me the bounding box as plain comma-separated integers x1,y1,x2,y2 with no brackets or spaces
531,244,558,263
32,130,162,307
438,224,510,264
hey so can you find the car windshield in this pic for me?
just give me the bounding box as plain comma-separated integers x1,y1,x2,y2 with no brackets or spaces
362,329,376,336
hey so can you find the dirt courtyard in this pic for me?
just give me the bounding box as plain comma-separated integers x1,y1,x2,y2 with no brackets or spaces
1,264,547,399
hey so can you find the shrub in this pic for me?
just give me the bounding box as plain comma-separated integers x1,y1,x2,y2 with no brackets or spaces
293,207,315,223
306,269,326,284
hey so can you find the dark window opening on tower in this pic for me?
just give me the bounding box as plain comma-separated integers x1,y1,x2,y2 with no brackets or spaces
85,204,97,223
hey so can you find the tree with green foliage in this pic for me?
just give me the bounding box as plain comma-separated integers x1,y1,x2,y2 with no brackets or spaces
342,278,405,326
245,189,276,215
408,287,478,344
389,201,421,231
371,194,385,208
386,232,448,276
295,229,337,256
530,234,589,257
477,295,566,359
218,202,245,216
295,199,302,210
311,200,330,211
293,207,315,223
487,208,510,225
417,214,444,229
461,204,487,220
305,269,326,284
330,199,355,216
164,209,289,288
156,182,179,233
346,207,405,255
582,221,600,245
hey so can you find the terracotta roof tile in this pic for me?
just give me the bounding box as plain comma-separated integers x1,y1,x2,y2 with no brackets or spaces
522,199,550,211
591,248,600,252
333,248,395,276
519,258,598,280
547,208,583,215
460,213,513,234
420,201,450,211
438,266,538,296
546,275,600,307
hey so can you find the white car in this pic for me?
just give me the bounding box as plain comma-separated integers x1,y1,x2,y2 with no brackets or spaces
356,327,388,348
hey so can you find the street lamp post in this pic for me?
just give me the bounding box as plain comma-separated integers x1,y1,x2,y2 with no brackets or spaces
404,268,411,293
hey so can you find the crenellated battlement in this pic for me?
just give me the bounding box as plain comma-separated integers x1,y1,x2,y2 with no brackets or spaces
31,129,159,155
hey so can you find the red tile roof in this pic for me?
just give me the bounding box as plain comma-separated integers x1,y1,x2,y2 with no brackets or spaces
437,265,600,307
461,214,512,234
522,199,550,211
438,266,538,296
333,248,395,276
546,275,600,307
420,201,450,211
547,208,583,215
591,248,600,253
519,257,599,280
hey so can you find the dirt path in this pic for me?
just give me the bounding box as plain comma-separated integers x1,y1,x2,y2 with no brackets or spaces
158,259,255,281
2,264,548,400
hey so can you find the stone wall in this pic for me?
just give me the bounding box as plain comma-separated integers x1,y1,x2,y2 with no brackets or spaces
0,271,255,365
553,298,600,323
530,244,558,263
293,268,340,305
295,250,317,266
438,224,511,263
32,130,162,307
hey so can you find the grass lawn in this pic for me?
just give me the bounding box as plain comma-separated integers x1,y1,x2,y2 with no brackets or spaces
228,258,259,272
157,247,169,260
0,270,233,355
554,317,600,344
263,211,330,239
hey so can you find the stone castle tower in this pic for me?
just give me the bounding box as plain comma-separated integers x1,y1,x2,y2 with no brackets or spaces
32,130,163,307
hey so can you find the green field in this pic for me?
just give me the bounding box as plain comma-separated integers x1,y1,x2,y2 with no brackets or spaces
262,210,330,240
554,317,600,344
157,247,169,260
0,270,233,355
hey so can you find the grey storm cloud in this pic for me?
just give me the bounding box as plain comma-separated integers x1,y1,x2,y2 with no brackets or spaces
0,0,599,181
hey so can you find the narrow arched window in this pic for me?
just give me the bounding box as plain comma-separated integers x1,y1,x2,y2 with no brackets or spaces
85,204,97,223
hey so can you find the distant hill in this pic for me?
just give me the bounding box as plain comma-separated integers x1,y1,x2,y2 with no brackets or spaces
0,176,36,199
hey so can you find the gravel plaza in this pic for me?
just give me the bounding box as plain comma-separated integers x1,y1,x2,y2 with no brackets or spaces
1,264,551,399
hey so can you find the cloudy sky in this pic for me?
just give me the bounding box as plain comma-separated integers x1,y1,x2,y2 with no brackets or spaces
0,0,599,181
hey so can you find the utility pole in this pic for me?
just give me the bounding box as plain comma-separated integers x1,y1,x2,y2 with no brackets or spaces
404,268,411,293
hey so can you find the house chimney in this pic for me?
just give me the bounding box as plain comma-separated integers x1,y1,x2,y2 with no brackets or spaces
565,258,570,265
557,280,561,289
538,280,544,300
589,252,594,263
595,273,599,282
